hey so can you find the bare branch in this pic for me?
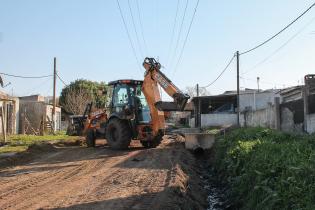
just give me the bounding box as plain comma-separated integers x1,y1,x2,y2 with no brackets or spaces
61,87,93,115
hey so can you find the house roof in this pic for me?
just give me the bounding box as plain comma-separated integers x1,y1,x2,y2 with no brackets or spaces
278,85,303,95
192,88,279,102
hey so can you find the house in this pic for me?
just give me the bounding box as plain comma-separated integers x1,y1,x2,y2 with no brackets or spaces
0,91,19,139
279,75,315,133
19,94,61,134
169,101,194,126
191,89,279,128
189,74,315,134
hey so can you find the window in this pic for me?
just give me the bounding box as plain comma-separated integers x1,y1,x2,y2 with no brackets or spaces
135,84,151,123
113,84,129,106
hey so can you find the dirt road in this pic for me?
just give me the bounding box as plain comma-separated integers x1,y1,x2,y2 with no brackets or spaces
0,137,208,210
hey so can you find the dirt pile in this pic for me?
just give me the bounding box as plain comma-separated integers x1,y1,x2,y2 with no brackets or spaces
0,143,58,169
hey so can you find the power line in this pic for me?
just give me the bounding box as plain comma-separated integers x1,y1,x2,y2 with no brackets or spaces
23,77,52,96
0,72,52,79
169,0,189,69
201,54,236,88
173,0,200,76
56,73,68,86
243,15,315,74
136,0,148,55
166,0,180,66
127,0,144,57
240,2,315,55
116,0,142,73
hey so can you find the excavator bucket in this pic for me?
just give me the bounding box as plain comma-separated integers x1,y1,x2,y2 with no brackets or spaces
154,100,188,111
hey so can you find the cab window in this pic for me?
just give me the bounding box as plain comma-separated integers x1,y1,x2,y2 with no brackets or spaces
113,84,129,106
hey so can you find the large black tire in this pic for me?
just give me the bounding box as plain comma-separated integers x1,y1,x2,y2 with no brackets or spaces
86,129,96,147
106,118,131,149
140,134,163,148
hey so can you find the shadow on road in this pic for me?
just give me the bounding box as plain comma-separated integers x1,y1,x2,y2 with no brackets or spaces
48,186,201,210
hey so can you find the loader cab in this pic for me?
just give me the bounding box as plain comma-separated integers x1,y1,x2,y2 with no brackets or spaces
107,80,151,124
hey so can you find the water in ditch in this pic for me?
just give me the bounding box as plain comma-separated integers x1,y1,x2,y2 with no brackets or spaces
198,154,228,210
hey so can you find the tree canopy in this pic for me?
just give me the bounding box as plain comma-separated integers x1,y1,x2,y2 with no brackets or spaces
59,79,108,115
184,86,210,98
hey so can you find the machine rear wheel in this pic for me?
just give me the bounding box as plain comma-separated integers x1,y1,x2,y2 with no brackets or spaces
86,129,96,147
106,118,131,149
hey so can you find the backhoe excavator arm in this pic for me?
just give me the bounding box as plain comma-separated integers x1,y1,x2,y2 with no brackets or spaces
141,57,190,135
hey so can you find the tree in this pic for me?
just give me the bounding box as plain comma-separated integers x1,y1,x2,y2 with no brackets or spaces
59,79,108,115
184,86,210,98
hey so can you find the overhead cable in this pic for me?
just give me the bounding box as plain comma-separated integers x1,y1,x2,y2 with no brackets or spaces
0,72,52,79
166,0,180,66
243,15,315,74
173,0,200,76
240,2,315,55
128,0,144,57
56,73,68,86
169,0,189,68
116,0,142,72
202,54,235,88
136,0,149,54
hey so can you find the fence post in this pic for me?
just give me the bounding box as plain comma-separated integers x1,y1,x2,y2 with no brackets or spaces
274,97,280,130
1,106,7,143
303,86,309,133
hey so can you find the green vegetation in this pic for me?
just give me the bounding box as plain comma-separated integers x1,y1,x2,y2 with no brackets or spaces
214,128,315,210
0,145,28,154
59,79,108,114
0,133,78,154
204,128,221,135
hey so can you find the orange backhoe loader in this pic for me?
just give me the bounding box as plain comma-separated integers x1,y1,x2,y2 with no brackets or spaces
84,57,190,149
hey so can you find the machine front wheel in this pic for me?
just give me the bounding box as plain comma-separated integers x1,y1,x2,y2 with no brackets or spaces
86,129,96,147
106,118,131,149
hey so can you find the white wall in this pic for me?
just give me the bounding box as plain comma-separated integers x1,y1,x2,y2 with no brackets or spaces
201,114,237,128
189,117,195,128
45,105,61,131
240,92,279,111
307,114,315,134
240,106,275,129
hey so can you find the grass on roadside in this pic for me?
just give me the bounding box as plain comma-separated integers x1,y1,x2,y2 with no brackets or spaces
0,131,79,154
0,145,28,154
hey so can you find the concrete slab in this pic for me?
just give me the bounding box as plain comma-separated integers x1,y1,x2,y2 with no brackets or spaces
184,133,215,150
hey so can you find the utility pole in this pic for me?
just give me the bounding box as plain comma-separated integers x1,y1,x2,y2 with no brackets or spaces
52,57,57,132
236,51,240,126
195,84,200,128
303,75,310,133
257,77,260,92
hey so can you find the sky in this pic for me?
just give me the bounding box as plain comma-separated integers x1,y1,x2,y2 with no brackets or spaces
0,0,315,98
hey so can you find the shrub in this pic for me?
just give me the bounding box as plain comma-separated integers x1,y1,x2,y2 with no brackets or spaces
214,128,315,210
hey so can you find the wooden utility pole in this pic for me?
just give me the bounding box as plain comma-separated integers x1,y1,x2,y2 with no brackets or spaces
303,75,310,133
236,51,240,126
197,84,201,128
194,84,200,128
52,57,57,132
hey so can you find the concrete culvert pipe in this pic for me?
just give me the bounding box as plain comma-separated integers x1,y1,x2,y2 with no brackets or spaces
192,145,204,155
